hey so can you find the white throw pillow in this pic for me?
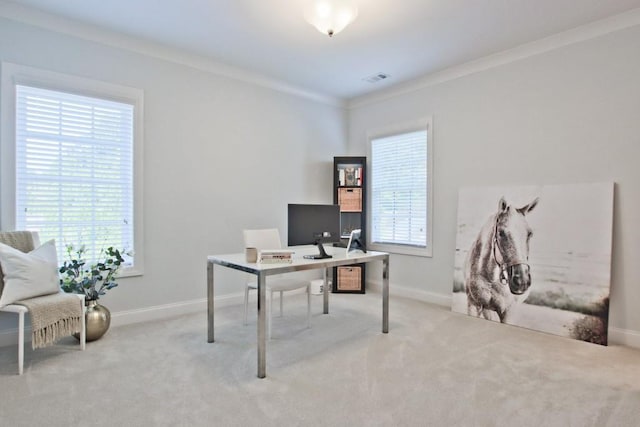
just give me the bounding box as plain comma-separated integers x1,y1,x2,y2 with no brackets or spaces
0,239,59,307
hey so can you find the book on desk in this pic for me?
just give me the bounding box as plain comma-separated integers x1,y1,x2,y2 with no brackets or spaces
258,249,294,264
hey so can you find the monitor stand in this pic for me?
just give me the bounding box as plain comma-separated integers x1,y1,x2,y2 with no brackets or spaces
303,241,333,259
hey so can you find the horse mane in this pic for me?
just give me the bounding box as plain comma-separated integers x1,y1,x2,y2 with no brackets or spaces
466,213,501,283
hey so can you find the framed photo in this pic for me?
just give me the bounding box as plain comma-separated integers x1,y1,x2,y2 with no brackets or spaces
344,167,356,186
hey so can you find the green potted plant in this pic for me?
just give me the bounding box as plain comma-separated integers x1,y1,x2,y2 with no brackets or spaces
59,245,127,341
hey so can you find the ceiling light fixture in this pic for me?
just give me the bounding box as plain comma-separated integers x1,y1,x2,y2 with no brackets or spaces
304,0,358,37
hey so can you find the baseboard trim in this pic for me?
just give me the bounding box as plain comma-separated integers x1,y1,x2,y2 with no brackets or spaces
0,325,22,348
109,292,245,327
608,326,640,349
366,279,452,307
2,286,639,349
366,279,640,349
0,293,246,348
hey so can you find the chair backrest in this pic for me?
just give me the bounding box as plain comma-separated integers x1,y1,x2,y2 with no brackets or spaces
0,231,39,252
243,229,282,251
0,231,40,297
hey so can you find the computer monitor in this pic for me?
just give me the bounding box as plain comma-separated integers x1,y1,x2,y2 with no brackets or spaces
288,203,341,259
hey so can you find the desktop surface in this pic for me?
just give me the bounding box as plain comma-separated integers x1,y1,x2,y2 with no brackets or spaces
208,245,383,274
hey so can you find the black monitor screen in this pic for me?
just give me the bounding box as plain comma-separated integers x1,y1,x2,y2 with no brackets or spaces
288,204,341,259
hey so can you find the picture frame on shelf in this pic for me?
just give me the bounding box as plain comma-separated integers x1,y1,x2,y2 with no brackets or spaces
344,167,357,186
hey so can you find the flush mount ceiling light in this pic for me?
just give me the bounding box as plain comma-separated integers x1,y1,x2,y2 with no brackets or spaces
304,0,359,37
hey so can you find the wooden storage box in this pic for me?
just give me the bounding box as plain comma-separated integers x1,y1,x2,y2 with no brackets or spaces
336,265,362,292
338,188,362,212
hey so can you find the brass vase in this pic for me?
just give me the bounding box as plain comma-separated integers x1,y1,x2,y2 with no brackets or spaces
75,300,111,342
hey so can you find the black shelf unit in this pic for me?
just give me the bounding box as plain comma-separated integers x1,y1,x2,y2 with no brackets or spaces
332,156,366,293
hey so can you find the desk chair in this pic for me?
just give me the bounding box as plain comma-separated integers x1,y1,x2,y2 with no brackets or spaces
0,231,86,375
243,229,311,339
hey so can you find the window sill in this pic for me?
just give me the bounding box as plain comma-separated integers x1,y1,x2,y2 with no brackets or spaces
119,266,143,278
368,243,432,258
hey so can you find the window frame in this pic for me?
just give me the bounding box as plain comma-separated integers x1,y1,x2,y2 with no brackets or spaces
367,117,433,257
1,62,144,277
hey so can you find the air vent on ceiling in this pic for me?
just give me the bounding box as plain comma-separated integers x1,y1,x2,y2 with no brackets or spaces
363,73,390,83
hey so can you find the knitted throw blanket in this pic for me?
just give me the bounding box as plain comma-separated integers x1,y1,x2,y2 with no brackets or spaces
16,293,82,349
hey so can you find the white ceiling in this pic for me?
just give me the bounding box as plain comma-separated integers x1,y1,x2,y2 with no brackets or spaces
3,0,640,100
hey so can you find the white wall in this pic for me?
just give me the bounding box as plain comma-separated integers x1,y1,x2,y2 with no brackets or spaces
0,17,347,336
348,25,640,346
2,12,640,349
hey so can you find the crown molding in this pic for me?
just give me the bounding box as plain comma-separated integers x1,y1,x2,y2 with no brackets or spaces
348,7,640,109
3,1,638,111
0,1,345,108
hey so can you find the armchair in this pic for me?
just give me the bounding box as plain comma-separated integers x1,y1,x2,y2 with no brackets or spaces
0,231,85,375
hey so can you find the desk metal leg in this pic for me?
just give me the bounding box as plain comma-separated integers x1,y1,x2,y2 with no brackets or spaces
323,267,329,314
382,256,389,333
257,272,267,378
207,260,215,343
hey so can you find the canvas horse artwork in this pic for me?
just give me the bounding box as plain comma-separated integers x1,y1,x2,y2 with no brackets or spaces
464,196,539,323
452,183,614,346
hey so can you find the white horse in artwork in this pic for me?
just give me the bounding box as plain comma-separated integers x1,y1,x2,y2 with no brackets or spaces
465,196,539,323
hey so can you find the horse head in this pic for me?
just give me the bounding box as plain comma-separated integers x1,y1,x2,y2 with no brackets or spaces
494,196,539,295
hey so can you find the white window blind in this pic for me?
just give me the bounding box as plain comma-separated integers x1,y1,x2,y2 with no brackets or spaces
15,84,134,265
371,129,428,250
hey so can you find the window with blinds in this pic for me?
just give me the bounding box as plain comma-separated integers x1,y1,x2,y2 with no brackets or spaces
15,84,135,266
370,125,432,256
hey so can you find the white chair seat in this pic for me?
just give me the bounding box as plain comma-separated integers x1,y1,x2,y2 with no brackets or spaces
242,229,311,339
0,293,86,375
247,277,309,292
243,279,311,340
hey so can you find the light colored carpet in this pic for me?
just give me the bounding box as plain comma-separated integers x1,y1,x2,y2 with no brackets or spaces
1,292,639,427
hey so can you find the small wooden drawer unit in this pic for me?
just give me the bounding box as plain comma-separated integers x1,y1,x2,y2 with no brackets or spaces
338,187,362,212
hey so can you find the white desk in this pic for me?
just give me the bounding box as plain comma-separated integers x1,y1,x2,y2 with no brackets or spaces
207,246,390,378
